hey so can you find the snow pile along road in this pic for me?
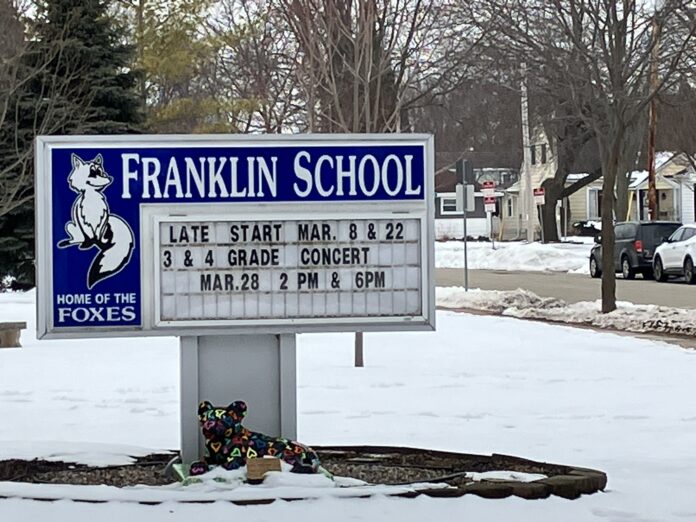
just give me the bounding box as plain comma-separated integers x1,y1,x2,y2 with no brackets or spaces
437,287,696,337
435,240,593,274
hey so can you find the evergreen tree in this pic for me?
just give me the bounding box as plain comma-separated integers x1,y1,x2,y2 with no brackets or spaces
0,204,34,290
0,0,142,288
35,0,143,134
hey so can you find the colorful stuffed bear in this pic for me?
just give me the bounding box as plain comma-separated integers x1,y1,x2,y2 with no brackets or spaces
189,400,320,476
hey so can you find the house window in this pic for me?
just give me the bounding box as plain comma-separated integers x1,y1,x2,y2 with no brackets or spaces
530,145,536,165
507,197,513,218
440,197,459,215
588,189,603,219
541,144,547,164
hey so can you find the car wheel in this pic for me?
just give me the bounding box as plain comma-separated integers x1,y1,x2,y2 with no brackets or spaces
654,256,668,282
589,256,601,278
621,256,635,280
685,257,696,285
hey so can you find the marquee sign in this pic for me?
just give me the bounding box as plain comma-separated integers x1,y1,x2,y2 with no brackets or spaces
36,134,435,338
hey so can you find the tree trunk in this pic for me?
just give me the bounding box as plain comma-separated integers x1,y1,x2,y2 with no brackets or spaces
615,171,631,221
540,179,562,242
599,135,621,313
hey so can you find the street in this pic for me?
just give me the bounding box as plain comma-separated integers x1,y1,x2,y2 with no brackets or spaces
436,268,696,309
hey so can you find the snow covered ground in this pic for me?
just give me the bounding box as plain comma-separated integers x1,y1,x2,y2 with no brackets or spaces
438,287,696,337
435,217,489,239
435,239,593,274
2,291,696,520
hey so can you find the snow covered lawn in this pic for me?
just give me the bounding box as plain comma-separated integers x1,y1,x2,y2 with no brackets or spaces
435,239,593,274
2,290,696,520
438,287,696,337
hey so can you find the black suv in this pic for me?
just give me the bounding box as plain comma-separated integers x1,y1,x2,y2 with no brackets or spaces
589,221,682,279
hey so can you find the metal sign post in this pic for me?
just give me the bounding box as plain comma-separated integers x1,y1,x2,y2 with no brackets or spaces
463,202,469,291
456,160,475,292
35,134,436,463
482,181,497,251
534,188,546,244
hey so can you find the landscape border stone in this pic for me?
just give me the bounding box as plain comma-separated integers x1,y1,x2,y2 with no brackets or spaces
0,445,607,505
317,446,606,501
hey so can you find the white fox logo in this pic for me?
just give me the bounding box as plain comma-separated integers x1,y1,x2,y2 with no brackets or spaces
58,153,134,289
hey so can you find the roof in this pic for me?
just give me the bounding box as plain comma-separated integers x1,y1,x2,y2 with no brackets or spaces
435,166,519,192
436,151,521,172
654,152,694,178
629,171,649,188
617,220,682,225
655,151,676,170
566,173,590,182
629,170,679,190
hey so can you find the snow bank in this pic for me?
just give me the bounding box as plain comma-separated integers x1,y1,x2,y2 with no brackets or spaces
467,471,547,483
435,219,489,240
435,240,592,273
437,287,696,336
0,479,448,504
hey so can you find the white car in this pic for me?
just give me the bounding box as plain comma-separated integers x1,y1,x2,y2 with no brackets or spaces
653,224,696,284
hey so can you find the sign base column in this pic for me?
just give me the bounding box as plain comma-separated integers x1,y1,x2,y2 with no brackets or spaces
179,334,297,464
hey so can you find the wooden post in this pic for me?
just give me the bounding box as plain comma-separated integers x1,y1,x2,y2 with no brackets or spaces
354,332,364,367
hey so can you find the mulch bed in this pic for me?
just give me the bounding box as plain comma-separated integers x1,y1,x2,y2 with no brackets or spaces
0,445,607,501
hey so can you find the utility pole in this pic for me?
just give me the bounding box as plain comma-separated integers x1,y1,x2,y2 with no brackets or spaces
647,16,660,221
520,64,534,240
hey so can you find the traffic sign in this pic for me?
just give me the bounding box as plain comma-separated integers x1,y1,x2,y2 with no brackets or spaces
482,180,496,197
455,183,475,213
534,188,546,206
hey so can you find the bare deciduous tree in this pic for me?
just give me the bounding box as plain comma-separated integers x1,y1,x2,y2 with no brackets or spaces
210,0,302,133
277,0,484,133
477,0,696,312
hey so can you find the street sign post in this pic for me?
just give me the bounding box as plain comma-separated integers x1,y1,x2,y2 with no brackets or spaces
534,188,546,243
36,134,435,462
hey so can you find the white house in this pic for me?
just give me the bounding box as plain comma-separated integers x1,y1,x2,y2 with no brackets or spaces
656,153,696,224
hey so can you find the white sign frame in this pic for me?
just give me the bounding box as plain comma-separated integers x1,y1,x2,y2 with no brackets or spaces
36,133,435,338
151,211,429,330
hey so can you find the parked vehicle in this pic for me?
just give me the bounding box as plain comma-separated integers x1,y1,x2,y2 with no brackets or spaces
652,224,696,284
589,221,682,280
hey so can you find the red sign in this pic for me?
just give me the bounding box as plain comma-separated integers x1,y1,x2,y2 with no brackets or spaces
534,188,545,205
484,195,496,213
482,180,496,199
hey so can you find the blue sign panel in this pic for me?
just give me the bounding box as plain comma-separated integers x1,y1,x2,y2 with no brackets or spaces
42,138,429,334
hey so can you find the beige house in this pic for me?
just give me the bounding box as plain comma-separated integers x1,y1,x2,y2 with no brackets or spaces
500,126,555,239
501,129,691,239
